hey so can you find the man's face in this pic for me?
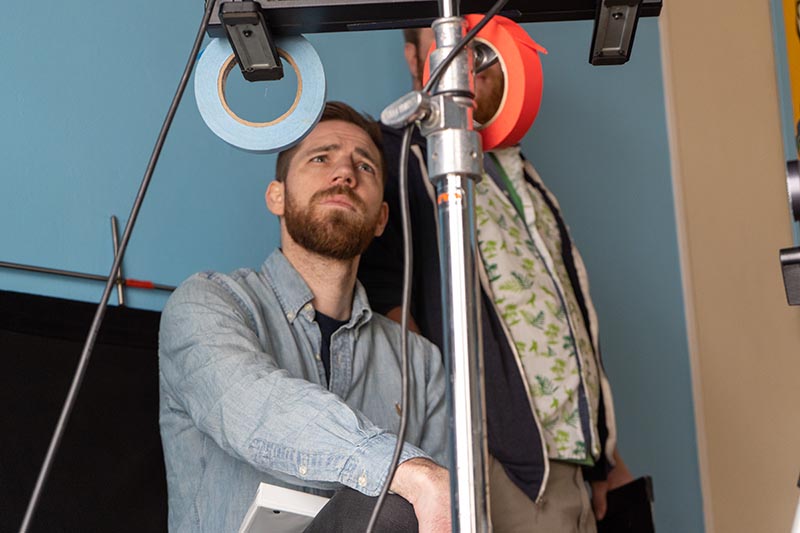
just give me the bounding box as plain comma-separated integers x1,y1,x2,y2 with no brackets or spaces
406,28,505,125
268,120,388,260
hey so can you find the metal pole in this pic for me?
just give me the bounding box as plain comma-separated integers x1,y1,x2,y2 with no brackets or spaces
436,174,488,533
0,260,175,292
439,0,458,18
110,215,125,306
427,16,489,533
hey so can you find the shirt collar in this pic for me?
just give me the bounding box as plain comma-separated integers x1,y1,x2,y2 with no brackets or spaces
262,249,372,328
350,280,373,328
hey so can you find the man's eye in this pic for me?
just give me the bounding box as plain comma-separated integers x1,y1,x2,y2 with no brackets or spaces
358,162,375,174
310,155,326,163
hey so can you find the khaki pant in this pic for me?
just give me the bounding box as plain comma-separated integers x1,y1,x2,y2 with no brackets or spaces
489,457,597,533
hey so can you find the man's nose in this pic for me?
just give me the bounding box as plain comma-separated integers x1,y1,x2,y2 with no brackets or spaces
331,160,357,187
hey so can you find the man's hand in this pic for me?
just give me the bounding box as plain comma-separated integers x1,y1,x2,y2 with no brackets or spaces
391,457,451,533
590,448,634,520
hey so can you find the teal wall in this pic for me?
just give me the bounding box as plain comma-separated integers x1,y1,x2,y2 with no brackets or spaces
0,2,703,531
521,20,702,532
771,0,799,162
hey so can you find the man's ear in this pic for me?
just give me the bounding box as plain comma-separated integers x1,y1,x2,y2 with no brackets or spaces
403,43,422,91
266,181,285,216
374,201,390,238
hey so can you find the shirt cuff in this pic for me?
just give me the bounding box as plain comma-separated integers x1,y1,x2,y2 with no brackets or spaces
340,433,429,496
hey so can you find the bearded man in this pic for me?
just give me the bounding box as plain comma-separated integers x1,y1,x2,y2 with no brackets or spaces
159,102,451,533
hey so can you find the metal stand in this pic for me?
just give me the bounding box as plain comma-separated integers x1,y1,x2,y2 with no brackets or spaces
383,6,490,532
110,215,126,306
427,15,489,533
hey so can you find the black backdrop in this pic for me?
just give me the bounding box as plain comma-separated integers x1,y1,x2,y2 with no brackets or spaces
0,290,168,532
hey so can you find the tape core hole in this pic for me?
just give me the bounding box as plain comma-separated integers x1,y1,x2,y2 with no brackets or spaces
217,50,302,127
474,39,507,130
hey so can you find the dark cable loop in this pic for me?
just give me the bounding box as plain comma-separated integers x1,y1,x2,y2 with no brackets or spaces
365,123,415,533
17,2,216,531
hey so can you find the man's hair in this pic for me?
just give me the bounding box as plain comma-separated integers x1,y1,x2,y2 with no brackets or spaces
274,101,386,184
402,28,420,47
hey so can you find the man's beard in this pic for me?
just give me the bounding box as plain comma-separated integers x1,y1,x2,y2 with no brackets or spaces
284,185,380,260
474,66,505,125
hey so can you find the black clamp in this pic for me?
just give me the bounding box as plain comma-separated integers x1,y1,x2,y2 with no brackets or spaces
590,0,643,66
219,1,284,82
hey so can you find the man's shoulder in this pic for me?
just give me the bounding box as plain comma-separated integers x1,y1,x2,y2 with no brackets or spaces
159,266,277,356
164,267,264,319
367,312,441,360
174,267,258,295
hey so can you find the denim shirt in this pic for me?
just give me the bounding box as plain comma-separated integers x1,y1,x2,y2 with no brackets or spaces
159,250,448,532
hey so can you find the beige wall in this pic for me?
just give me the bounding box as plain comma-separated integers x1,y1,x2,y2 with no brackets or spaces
660,1,800,531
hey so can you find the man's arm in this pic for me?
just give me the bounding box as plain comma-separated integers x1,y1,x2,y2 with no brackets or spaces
590,447,634,520
159,274,431,495
392,458,452,533
392,332,453,533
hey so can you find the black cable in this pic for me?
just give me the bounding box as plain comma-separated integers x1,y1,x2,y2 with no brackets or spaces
365,1,510,529
16,2,216,531
424,0,510,94
365,124,415,533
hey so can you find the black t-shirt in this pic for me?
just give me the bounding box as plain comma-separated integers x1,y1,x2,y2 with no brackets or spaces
315,310,348,383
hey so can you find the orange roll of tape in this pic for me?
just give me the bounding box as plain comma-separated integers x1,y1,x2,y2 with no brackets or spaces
423,15,547,151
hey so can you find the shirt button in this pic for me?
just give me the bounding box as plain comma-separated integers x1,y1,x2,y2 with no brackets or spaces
315,354,321,361
286,311,295,320
358,474,367,487
304,303,313,313
299,465,308,476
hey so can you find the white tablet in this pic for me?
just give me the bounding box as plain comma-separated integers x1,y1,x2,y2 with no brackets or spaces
238,483,330,533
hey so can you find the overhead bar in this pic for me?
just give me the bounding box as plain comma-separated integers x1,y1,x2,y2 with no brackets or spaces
206,0,662,36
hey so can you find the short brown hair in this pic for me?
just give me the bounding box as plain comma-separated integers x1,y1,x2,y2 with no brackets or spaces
274,101,386,184
402,28,420,47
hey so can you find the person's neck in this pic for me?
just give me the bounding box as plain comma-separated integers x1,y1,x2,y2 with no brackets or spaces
280,239,359,321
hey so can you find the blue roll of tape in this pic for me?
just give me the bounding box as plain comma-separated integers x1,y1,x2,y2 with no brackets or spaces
195,37,326,153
